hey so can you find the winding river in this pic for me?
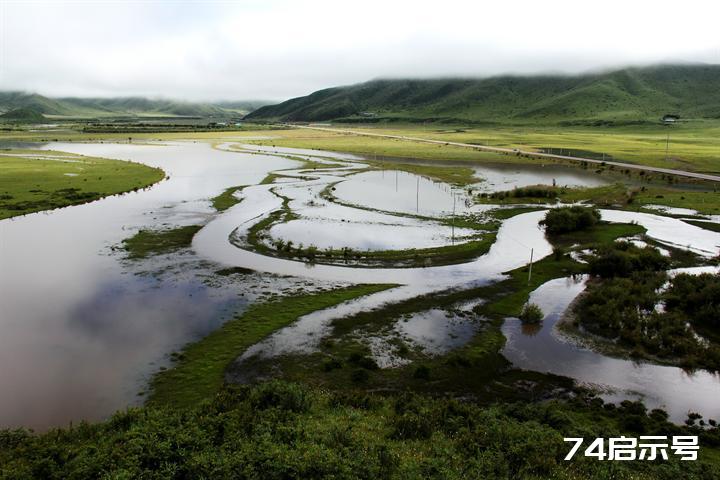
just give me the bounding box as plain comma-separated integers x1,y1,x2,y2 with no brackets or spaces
1,140,719,429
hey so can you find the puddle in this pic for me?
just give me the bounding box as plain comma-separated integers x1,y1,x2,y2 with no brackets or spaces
333,169,475,217
268,218,476,251
395,302,482,355
474,163,610,192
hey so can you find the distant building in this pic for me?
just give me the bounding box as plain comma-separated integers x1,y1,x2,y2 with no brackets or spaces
662,114,680,124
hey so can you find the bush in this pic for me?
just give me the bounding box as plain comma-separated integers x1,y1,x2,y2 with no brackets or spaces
519,303,544,324
540,206,601,235
665,272,720,329
589,243,669,278
249,381,311,413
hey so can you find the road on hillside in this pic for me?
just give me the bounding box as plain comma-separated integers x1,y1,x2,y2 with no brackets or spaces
288,124,720,183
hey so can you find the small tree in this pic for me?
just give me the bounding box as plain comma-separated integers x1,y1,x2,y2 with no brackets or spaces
519,303,544,324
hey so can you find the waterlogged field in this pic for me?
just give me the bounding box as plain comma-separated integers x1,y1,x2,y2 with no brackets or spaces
2,131,720,477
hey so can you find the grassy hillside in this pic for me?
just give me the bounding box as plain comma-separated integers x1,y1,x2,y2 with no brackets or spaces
0,92,267,119
246,64,720,124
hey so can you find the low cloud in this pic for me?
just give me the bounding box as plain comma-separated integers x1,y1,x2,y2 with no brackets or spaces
1,0,718,101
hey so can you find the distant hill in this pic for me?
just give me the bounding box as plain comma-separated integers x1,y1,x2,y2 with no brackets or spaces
0,92,268,120
245,64,720,124
0,107,46,122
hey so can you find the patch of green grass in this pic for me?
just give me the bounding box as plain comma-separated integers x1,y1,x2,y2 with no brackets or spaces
122,225,203,259
558,183,636,206
148,284,396,408
634,188,720,215
211,185,245,211
0,150,164,219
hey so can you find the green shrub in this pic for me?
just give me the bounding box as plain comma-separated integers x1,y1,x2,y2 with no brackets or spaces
249,381,311,413
589,243,669,278
665,272,720,329
540,206,601,234
519,303,544,324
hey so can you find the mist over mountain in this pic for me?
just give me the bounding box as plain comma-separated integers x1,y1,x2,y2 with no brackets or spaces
0,92,268,120
246,64,720,124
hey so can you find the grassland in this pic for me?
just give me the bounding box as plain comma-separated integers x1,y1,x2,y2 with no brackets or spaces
239,122,720,173
149,284,395,408
0,150,164,219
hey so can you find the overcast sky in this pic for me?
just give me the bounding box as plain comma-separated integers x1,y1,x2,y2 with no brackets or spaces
1,0,719,102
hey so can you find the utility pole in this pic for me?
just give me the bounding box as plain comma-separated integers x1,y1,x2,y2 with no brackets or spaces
416,176,420,213
527,248,534,285
451,193,456,244
665,132,670,161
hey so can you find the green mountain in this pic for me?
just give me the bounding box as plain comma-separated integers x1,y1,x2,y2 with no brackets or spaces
245,64,720,124
0,92,268,119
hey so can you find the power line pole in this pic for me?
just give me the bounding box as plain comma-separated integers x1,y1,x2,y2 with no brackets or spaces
527,248,534,285
665,132,670,161
451,193,456,244
416,176,420,213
